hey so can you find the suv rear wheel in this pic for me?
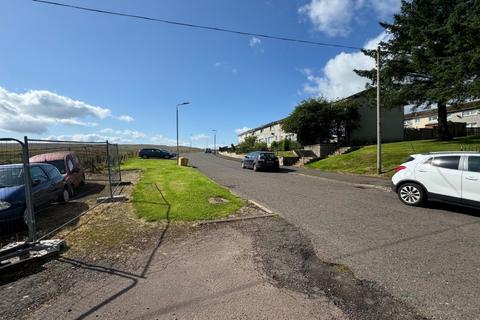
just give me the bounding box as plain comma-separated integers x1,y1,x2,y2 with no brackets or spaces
398,183,425,206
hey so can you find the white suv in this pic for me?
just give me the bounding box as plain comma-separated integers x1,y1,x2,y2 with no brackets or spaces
392,152,480,207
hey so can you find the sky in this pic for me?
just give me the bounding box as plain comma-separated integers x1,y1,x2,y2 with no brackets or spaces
0,0,400,147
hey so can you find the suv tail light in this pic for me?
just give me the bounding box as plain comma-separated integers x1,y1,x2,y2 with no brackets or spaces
395,165,407,173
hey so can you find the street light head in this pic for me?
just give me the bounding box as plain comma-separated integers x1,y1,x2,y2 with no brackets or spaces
177,102,190,106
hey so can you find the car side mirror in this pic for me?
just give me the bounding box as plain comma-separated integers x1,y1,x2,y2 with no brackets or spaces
32,179,42,186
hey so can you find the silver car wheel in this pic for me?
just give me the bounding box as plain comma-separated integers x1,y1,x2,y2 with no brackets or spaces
400,185,421,204
63,189,70,203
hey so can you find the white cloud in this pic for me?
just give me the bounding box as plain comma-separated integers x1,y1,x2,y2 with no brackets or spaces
301,32,390,100
299,0,400,37
119,129,145,139
191,133,210,141
150,135,184,146
117,115,134,122
249,37,262,47
0,87,111,134
235,127,251,135
368,0,401,17
214,61,238,74
45,133,126,143
299,0,354,37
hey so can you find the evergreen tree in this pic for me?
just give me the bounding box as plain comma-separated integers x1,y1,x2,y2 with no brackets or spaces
356,0,480,140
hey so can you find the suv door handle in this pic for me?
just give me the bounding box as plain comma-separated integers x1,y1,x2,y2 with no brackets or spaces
465,176,479,181
418,169,429,173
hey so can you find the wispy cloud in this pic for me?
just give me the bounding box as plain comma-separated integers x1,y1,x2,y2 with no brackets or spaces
214,61,238,74
235,126,251,135
117,115,134,122
249,37,262,47
191,133,210,141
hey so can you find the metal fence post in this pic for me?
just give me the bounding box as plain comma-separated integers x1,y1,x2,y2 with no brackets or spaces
106,140,113,199
116,144,122,182
22,136,36,243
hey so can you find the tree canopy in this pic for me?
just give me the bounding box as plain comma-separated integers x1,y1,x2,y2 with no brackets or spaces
355,0,480,140
282,98,359,146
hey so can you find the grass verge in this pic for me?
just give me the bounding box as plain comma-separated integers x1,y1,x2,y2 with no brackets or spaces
122,159,245,221
307,136,480,177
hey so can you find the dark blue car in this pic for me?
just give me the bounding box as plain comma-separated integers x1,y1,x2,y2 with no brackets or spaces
0,163,67,234
138,148,176,159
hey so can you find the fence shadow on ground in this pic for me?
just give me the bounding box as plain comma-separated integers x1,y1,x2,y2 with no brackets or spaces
52,183,171,320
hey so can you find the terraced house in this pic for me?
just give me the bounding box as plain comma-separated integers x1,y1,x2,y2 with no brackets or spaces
404,101,480,129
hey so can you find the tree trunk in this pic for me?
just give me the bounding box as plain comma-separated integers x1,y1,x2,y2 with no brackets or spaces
437,101,450,141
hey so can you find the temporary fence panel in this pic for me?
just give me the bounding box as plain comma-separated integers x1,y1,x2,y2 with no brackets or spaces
0,138,35,247
1,137,124,249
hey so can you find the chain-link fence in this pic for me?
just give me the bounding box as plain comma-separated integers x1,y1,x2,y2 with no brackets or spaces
0,137,123,251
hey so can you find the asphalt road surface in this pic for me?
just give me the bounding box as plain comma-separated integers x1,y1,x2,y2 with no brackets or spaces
189,153,480,320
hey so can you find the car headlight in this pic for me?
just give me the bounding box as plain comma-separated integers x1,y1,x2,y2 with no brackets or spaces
0,201,11,211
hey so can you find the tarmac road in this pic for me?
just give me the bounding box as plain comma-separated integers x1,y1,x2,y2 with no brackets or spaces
189,153,480,320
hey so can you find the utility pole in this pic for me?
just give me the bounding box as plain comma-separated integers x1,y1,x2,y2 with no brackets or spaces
376,46,382,175
212,129,217,154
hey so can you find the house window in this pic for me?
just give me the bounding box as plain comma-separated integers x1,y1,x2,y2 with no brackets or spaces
447,114,453,119
462,110,479,117
429,115,438,121
466,123,478,128
415,118,421,123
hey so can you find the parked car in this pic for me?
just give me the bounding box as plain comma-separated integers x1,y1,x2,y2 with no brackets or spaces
0,163,68,233
30,151,85,196
139,148,176,159
241,151,279,172
392,152,480,208
205,148,212,153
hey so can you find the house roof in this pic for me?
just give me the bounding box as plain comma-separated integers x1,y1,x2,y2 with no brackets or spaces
404,100,480,120
238,119,286,136
238,90,372,137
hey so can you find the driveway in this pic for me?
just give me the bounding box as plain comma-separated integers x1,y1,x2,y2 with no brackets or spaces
189,153,480,320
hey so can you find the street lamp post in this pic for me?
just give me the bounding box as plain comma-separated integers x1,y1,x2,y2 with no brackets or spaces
212,129,217,154
176,102,190,163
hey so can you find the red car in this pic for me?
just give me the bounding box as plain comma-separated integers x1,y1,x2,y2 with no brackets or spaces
30,151,85,196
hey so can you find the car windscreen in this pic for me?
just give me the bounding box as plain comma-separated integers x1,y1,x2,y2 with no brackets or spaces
0,167,24,187
259,153,276,160
45,160,66,174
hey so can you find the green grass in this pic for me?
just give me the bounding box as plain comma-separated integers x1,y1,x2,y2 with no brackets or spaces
122,159,245,221
307,136,480,177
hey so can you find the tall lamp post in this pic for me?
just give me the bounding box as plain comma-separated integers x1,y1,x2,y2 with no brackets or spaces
212,129,217,154
176,102,190,163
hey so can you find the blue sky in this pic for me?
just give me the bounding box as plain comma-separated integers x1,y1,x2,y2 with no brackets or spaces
0,0,399,147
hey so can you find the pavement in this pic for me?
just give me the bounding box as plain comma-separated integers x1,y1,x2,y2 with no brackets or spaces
188,153,480,320
26,222,347,320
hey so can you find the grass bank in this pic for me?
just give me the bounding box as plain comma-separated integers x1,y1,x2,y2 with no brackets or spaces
122,159,245,221
307,136,480,177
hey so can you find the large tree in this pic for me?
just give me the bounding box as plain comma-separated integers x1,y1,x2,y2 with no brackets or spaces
356,0,480,140
282,98,359,145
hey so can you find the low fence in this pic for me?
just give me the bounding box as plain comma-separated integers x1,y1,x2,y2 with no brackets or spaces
466,127,480,136
0,137,123,248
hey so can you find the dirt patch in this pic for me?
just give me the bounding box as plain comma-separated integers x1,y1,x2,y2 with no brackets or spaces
0,170,186,320
233,217,428,320
208,196,229,204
